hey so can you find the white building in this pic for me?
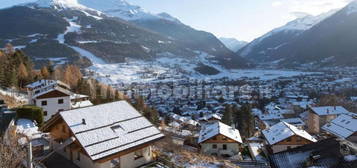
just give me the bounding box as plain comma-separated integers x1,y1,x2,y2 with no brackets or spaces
198,121,243,157
26,80,72,121
262,122,317,153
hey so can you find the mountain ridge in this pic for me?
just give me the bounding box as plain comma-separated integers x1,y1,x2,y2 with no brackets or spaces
0,0,249,72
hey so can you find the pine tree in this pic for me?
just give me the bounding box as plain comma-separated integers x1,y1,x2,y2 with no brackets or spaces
9,68,18,88
237,104,254,138
222,104,233,126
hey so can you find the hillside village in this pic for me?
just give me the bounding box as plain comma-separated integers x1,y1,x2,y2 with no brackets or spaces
1,66,357,168
1,0,357,168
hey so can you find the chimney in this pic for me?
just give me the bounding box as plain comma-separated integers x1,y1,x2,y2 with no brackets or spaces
82,119,86,125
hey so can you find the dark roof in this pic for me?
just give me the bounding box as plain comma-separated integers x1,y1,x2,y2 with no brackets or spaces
270,138,357,168
43,153,79,168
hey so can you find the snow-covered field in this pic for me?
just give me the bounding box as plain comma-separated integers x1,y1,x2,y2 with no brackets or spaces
0,88,28,103
87,55,314,84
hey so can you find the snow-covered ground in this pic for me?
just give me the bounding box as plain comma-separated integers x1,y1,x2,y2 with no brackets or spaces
0,88,28,103
87,53,314,84
15,118,40,138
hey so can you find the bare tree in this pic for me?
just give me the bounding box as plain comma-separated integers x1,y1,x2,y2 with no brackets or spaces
0,134,28,168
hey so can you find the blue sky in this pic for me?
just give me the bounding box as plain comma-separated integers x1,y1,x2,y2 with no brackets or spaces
127,0,351,41
1,0,352,41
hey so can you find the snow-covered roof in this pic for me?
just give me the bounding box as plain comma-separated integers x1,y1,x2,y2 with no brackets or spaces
198,121,242,144
26,80,69,90
280,118,305,127
60,101,164,161
70,93,89,100
208,114,222,121
28,80,72,99
71,100,93,109
32,85,72,99
262,122,317,145
310,106,350,116
322,114,357,139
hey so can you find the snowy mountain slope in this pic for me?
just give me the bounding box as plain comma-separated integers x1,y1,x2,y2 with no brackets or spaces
237,10,337,62
274,0,357,67
77,0,179,22
35,0,84,8
0,0,249,71
219,37,247,52
238,0,357,68
74,0,246,68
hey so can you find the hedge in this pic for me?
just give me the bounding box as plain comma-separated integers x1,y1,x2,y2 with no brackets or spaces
16,105,44,127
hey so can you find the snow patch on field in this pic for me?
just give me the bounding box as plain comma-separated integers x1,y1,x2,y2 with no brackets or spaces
69,46,105,64
35,57,68,64
15,119,39,138
86,52,312,84
0,88,28,103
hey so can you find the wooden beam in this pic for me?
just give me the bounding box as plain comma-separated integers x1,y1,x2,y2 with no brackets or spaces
95,137,164,163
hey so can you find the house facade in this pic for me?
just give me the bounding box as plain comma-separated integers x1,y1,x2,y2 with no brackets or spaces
41,101,164,168
26,80,72,121
198,121,243,157
307,106,351,134
262,122,317,153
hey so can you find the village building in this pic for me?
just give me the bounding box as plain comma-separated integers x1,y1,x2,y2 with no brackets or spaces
198,121,243,157
270,138,357,168
40,101,164,168
71,93,93,109
26,80,93,121
280,118,305,129
262,122,317,153
26,80,72,121
322,114,357,143
307,106,352,134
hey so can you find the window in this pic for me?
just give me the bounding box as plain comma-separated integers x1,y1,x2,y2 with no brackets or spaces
286,137,291,142
44,111,48,116
77,151,80,161
134,149,143,160
41,101,47,106
223,144,227,150
58,99,64,104
212,144,217,149
287,146,291,150
212,136,217,140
